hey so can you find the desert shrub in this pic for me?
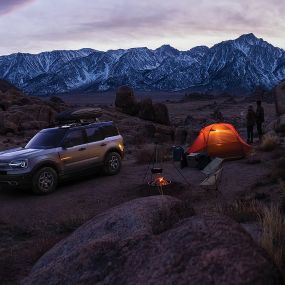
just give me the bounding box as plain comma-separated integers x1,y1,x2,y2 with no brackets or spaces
259,205,285,276
215,200,262,223
260,133,280,151
135,144,171,164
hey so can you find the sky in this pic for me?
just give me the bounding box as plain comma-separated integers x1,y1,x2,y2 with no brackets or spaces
0,0,284,55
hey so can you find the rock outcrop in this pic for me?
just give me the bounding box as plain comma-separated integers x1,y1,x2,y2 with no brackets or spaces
273,81,285,134
275,81,285,116
138,98,155,121
153,102,170,125
115,86,170,125
23,196,282,285
0,80,66,135
115,85,138,115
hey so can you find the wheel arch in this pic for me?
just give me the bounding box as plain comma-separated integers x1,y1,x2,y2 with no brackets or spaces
32,161,61,175
104,147,123,160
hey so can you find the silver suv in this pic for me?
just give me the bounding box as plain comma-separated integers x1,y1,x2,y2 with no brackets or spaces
0,121,124,194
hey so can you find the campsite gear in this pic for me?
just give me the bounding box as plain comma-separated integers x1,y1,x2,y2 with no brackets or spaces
196,154,212,170
56,107,103,123
187,123,251,159
200,167,223,191
172,146,185,162
143,143,191,192
171,146,187,169
143,143,171,195
201,157,224,176
186,153,200,168
180,152,188,169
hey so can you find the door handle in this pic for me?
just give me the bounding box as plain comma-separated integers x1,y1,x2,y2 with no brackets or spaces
78,147,86,151
100,143,107,146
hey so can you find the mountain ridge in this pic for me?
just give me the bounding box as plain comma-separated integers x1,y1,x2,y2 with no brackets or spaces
0,33,284,96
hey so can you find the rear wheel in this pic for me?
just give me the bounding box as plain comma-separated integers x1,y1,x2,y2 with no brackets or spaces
103,152,122,175
32,167,58,194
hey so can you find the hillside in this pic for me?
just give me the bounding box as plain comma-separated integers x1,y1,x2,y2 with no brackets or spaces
0,34,285,96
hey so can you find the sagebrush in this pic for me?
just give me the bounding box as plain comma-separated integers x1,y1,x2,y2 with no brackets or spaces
260,133,280,152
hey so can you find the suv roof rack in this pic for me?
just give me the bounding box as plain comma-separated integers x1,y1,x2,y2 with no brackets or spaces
57,118,101,128
55,107,104,128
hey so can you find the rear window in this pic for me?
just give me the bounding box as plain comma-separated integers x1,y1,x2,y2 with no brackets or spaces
102,125,119,138
86,127,104,142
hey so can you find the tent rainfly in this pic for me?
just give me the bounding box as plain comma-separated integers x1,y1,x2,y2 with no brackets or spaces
187,123,252,159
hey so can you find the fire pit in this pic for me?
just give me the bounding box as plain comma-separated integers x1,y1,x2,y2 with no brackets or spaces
148,176,172,195
135,181,187,198
148,176,171,187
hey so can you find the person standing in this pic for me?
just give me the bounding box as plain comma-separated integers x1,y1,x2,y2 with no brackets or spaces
246,105,255,144
256,100,264,140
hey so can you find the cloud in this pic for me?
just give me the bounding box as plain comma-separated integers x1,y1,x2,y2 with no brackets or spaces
0,0,284,54
0,0,34,15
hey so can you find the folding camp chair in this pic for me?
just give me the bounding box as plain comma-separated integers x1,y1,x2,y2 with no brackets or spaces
201,157,224,176
200,167,223,191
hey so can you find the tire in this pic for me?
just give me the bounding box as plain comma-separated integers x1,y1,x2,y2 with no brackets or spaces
32,167,58,195
103,152,122,175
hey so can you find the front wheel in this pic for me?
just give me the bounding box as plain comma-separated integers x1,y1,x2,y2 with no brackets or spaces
32,167,58,194
103,152,122,175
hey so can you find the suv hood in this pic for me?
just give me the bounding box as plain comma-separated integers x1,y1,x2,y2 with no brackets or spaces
0,147,43,161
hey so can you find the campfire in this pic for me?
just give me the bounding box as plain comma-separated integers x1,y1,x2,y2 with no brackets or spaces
149,176,171,187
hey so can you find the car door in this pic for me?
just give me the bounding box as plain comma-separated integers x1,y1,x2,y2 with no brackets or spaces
59,129,90,174
85,126,106,165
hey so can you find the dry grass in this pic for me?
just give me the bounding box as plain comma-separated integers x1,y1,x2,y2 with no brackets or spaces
215,200,263,223
260,133,280,152
259,205,285,276
217,200,285,277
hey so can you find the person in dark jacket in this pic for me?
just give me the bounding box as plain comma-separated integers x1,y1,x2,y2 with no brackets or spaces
256,100,264,140
246,105,256,144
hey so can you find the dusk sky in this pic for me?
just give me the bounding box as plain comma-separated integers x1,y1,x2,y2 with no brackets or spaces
0,0,284,55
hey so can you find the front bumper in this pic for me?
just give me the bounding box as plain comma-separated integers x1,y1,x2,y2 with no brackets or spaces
0,172,32,187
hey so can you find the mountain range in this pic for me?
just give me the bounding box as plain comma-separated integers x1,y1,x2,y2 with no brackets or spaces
0,33,284,96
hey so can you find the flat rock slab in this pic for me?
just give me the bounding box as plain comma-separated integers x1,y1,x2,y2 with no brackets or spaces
22,196,282,285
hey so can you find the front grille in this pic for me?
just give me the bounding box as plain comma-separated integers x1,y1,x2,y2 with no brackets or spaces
0,162,10,170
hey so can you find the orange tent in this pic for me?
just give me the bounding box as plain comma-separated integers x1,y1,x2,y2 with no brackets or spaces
187,123,252,159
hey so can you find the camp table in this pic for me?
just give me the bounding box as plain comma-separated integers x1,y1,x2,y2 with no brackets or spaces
201,157,224,176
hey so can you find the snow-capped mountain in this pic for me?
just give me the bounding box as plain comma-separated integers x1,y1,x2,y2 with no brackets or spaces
0,34,285,96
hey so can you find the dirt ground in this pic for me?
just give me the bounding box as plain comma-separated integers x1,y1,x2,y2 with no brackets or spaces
0,93,282,284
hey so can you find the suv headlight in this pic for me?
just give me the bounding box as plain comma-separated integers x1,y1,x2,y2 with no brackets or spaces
9,159,28,169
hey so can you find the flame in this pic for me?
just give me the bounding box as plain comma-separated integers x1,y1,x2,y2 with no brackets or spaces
155,176,169,186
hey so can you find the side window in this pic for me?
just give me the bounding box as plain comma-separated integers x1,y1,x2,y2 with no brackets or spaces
64,130,85,148
102,125,119,138
86,127,104,143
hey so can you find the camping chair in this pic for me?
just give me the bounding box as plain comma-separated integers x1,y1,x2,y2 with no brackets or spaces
200,167,223,191
201,157,224,176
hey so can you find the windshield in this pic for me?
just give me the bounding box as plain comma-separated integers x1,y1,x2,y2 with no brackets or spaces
25,129,67,149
